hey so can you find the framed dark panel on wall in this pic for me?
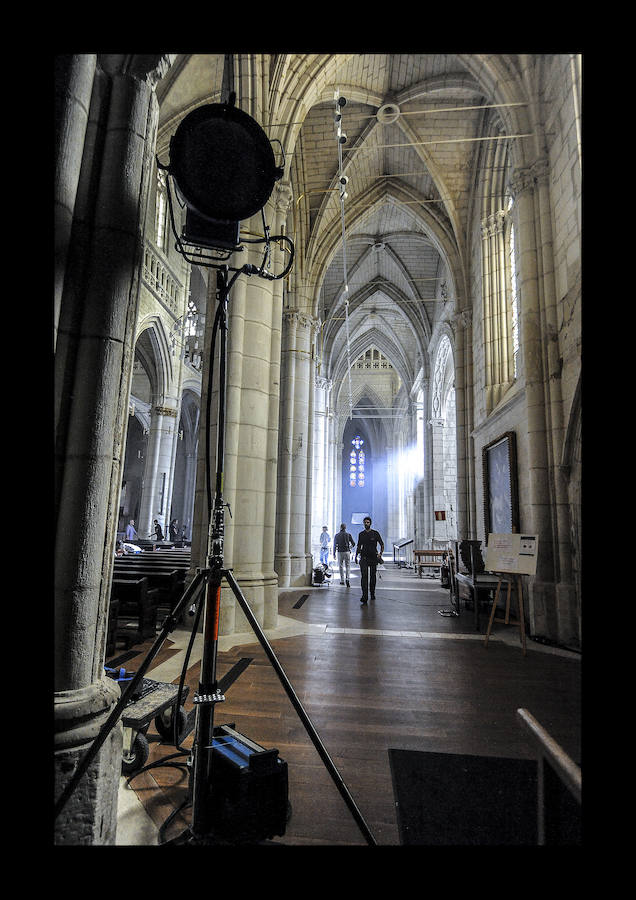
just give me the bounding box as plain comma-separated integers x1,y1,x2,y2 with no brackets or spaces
482,431,519,535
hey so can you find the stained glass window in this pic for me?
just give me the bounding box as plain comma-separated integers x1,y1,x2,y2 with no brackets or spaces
350,436,366,487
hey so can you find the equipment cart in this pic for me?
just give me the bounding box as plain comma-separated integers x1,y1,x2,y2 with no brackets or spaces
118,675,189,775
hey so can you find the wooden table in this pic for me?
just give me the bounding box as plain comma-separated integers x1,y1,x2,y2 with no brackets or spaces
414,549,447,577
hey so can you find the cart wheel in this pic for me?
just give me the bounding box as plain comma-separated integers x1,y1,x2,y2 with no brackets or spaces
122,732,150,775
154,705,188,743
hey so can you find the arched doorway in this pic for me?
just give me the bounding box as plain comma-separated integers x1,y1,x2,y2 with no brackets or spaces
169,388,200,542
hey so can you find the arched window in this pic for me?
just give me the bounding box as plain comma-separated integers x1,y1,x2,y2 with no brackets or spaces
432,335,451,420
349,435,366,488
480,127,522,412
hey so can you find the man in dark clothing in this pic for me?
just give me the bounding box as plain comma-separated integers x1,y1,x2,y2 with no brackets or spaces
355,516,385,604
333,523,355,586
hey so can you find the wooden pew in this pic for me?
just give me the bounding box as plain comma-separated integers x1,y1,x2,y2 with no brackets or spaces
110,576,158,641
113,564,186,620
106,598,119,657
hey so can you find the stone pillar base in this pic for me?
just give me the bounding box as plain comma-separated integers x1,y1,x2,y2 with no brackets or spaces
54,677,123,845
218,574,279,634
274,553,313,588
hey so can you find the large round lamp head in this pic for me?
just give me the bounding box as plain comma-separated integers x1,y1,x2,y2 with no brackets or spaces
169,102,282,224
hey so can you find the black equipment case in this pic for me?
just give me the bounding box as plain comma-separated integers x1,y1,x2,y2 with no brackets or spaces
205,723,289,842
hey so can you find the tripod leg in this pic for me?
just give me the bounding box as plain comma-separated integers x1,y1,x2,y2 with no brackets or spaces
190,572,223,837
54,570,208,820
484,577,502,648
224,569,377,846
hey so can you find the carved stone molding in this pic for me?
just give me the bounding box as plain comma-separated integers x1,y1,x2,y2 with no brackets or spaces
274,181,293,215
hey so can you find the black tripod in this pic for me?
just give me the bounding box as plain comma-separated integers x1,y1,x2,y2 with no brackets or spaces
55,263,376,846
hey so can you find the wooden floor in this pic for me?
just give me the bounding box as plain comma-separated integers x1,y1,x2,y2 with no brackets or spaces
111,564,582,846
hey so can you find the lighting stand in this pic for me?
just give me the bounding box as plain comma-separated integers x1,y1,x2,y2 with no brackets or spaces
173,264,376,845
55,262,376,846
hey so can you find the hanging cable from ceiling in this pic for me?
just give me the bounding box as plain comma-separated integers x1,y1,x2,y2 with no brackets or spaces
335,89,353,421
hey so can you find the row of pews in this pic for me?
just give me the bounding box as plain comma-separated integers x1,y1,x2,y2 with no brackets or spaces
107,546,192,654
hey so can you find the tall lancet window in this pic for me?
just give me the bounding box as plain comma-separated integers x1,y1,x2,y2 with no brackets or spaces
508,216,520,379
349,435,366,488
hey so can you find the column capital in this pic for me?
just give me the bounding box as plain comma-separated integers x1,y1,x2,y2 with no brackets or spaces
507,156,549,199
283,308,318,331
98,53,174,87
154,404,178,418
316,374,332,392
480,210,506,239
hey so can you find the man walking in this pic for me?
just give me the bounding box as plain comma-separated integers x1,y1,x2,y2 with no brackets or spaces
355,516,384,604
333,523,355,586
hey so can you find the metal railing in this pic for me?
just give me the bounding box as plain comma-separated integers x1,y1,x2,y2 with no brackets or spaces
393,539,414,568
517,708,581,844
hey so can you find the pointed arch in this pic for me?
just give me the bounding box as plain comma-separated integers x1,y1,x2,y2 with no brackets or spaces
135,314,174,402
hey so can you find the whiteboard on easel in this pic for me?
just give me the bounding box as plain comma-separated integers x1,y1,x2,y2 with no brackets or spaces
485,533,539,575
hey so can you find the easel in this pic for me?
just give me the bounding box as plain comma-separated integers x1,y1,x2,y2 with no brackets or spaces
483,572,526,655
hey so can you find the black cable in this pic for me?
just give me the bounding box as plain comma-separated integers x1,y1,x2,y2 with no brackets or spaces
159,796,192,845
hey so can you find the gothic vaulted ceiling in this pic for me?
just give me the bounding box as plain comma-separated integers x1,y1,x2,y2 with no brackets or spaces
154,53,532,412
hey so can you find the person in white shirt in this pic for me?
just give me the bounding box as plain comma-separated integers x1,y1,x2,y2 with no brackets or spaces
319,525,331,566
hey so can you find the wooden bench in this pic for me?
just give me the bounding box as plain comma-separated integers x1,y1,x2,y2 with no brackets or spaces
414,549,447,577
106,598,119,657
454,571,504,632
111,577,158,642
113,564,190,623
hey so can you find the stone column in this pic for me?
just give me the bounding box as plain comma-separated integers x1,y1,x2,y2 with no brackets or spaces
274,308,316,585
453,308,475,540
190,210,289,632
182,449,198,540
138,402,179,537
262,184,292,624
54,54,170,844
274,306,298,585
531,158,577,645
54,54,97,352
329,425,340,545
309,374,332,564
509,160,558,637
429,419,446,543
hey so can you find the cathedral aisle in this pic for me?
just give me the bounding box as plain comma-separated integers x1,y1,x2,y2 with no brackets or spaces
113,564,581,846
